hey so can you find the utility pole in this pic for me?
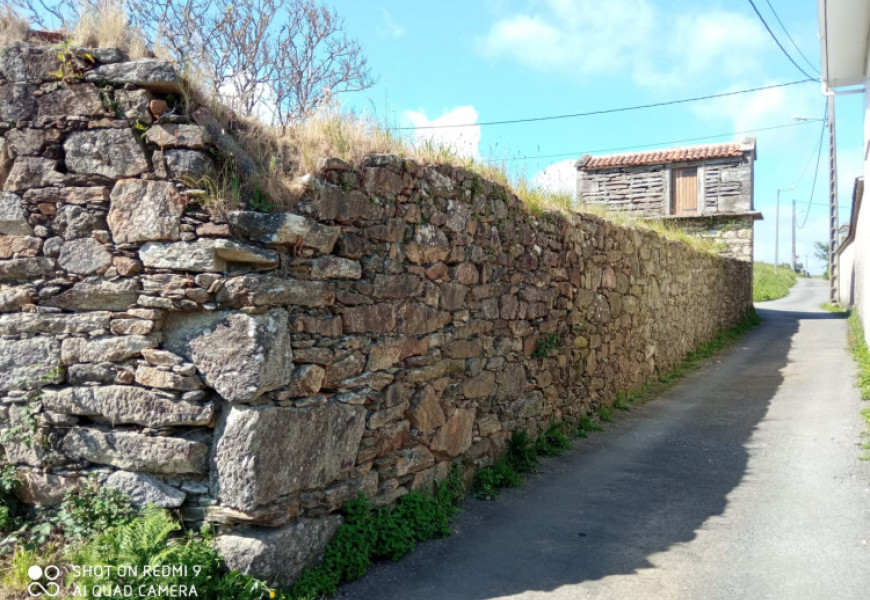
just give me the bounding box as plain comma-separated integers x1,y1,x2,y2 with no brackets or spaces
792,198,797,272
827,94,839,301
774,186,794,274
775,190,780,274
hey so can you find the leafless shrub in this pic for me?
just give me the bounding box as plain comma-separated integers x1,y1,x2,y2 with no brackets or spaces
0,4,29,46
128,0,373,124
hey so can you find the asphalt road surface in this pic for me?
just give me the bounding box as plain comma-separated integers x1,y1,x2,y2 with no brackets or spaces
339,278,870,600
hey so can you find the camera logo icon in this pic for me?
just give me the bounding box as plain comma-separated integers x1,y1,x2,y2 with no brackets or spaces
27,565,61,597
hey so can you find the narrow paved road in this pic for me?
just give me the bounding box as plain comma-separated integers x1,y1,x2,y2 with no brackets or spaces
339,279,870,600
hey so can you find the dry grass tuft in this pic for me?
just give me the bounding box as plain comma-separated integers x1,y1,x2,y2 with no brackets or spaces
71,0,147,57
0,4,29,46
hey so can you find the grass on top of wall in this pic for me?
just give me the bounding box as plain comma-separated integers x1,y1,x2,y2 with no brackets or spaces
753,262,798,302
846,312,870,458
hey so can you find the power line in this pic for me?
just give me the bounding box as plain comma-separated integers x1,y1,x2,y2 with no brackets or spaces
502,121,815,163
798,103,828,229
393,79,815,130
746,0,818,81
762,0,821,75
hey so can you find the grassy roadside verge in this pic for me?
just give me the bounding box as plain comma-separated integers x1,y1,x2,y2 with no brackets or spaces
753,263,799,302
846,312,870,457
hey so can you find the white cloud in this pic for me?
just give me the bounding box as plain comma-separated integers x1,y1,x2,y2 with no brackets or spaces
403,106,481,158
377,7,405,39
633,11,768,90
479,0,655,76
533,159,577,195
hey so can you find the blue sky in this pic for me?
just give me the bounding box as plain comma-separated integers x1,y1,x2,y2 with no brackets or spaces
329,0,864,275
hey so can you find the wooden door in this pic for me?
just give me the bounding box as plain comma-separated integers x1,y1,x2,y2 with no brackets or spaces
672,168,698,215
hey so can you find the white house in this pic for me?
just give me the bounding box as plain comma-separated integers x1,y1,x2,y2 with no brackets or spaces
818,0,870,340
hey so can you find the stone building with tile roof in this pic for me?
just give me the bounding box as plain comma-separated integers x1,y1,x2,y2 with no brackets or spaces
575,138,762,262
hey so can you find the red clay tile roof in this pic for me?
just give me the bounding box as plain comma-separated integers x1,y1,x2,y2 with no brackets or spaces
578,139,755,170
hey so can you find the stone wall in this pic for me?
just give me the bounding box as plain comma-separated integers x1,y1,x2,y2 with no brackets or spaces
0,43,753,586
665,215,755,262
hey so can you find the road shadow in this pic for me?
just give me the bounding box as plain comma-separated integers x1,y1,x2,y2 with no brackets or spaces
337,307,801,600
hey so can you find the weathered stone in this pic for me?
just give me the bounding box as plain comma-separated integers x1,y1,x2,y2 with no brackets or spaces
196,222,230,237
189,308,292,403
54,204,106,239
453,262,480,285
163,149,216,183
4,128,61,157
57,238,112,275
0,284,33,312
144,124,211,149
462,370,496,399
218,275,334,307
497,366,527,399
84,59,181,93
0,257,55,282
60,334,159,364
139,239,277,272
64,129,149,179
313,185,381,223
67,363,116,385
288,364,325,397
37,83,105,119
14,472,80,507
0,192,31,235
310,256,362,280
444,339,482,360
105,471,186,508
323,353,365,389
214,403,365,510
228,211,340,254
0,83,36,121
406,385,446,432
44,278,139,311
397,303,452,335
0,311,111,334
395,446,435,476
373,274,422,299
412,224,450,263
430,408,475,458
142,348,184,366
43,385,212,427
108,179,185,244
114,88,153,123
215,517,342,588
134,365,204,391
366,339,403,371
440,283,468,311
340,304,396,334
110,318,153,335
510,391,545,420
0,235,40,258
62,428,208,474
23,186,109,205
0,42,60,83
4,157,65,191
0,337,62,393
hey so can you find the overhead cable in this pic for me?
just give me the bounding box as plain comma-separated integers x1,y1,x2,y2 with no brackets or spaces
392,79,815,130
746,0,818,80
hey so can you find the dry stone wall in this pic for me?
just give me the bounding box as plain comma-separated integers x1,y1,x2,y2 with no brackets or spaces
0,42,753,586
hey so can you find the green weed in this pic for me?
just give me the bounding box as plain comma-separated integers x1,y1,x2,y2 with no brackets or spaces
534,421,571,457
473,459,522,500
614,393,630,411
598,407,613,422
291,467,465,599
753,262,798,302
